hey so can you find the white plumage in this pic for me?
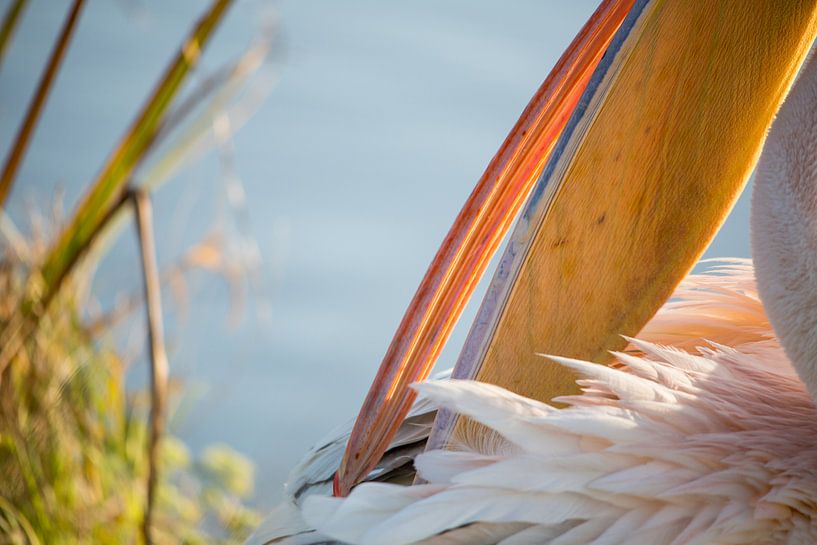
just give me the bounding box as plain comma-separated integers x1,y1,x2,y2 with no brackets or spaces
250,264,817,544
305,265,817,545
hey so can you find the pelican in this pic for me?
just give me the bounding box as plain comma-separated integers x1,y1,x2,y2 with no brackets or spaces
249,1,817,543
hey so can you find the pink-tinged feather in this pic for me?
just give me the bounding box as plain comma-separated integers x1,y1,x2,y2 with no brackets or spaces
283,262,817,545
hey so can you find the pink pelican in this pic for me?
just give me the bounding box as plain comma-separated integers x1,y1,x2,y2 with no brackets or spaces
249,1,817,543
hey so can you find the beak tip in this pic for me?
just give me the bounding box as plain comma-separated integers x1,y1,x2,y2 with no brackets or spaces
332,470,345,497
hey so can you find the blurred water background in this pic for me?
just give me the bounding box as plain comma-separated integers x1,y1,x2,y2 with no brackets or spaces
1,0,751,507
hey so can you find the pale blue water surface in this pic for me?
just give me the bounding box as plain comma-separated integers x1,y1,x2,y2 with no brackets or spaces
1,1,751,506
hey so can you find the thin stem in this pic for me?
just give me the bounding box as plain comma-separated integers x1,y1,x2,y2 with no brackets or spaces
133,190,168,545
0,0,85,206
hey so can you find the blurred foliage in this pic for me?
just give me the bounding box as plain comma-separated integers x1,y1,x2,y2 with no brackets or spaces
0,0,271,543
0,245,260,544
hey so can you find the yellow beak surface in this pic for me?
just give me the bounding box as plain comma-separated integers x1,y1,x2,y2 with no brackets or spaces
430,0,817,449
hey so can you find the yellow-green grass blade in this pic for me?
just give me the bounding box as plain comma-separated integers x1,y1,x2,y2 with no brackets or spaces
37,0,233,310
75,36,273,308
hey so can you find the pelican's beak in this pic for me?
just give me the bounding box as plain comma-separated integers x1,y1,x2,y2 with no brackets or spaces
335,0,817,497
333,0,635,497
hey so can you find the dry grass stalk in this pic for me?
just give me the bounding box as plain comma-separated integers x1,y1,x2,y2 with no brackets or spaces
0,0,85,206
133,190,169,545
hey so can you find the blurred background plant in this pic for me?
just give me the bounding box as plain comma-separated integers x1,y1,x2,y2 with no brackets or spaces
0,0,274,542
0,232,260,544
